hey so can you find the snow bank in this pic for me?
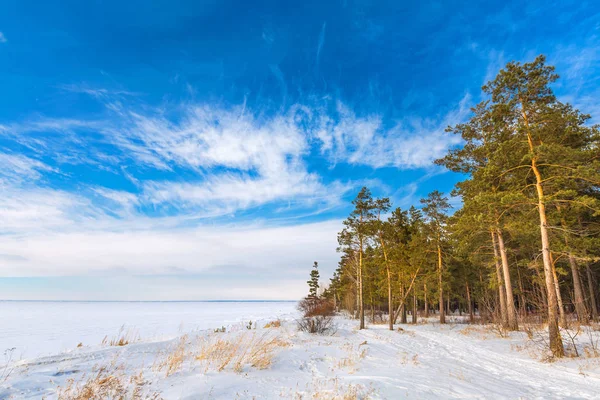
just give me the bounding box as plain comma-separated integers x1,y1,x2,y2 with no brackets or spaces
2,314,600,399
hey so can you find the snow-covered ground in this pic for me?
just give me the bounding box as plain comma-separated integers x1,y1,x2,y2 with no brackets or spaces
2,305,600,399
0,301,297,358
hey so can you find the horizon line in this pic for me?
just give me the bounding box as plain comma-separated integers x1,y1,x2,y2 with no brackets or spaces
0,299,298,303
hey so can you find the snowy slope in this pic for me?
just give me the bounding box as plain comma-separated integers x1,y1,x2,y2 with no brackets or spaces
2,315,600,399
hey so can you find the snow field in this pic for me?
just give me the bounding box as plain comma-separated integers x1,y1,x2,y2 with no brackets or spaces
2,315,600,399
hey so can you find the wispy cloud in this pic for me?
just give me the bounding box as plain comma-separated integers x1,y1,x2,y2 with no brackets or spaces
58,83,140,98
143,172,350,217
3,93,471,223
313,95,471,169
0,91,473,281
0,32,6,43
0,153,56,184
113,104,307,173
316,22,326,67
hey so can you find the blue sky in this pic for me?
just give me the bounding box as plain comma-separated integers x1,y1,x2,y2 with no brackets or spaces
0,0,599,300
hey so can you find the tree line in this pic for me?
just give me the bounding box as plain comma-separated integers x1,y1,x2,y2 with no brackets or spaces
321,55,600,358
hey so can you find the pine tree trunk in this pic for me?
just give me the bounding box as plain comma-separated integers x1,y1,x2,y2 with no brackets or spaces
379,235,394,331
496,229,519,330
517,263,527,317
568,255,588,322
359,235,365,330
585,263,598,321
550,253,567,328
371,304,375,324
491,231,509,327
585,264,599,321
424,282,429,318
412,290,417,324
523,108,564,357
466,281,474,323
438,244,445,324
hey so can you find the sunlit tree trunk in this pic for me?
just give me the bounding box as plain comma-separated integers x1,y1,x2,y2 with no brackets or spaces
491,231,509,327
466,281,474,323
359,231,365,329
549,253,567,327
424,282,429,318
522,107,564,357
568,255,588,323
585,264,599,322
358,237,365,329
517,263,527,317
412,289,418,324
378,234,394,330
496,229,518,330
438,243,445,324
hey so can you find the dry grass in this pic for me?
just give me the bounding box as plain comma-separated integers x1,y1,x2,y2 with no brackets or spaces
57,363,161,400
396,327,416,337
264,319,282,328
449,368,469,382
195,331,289,373
101,326,140,347
458,325,505,340
513,322,600,362
335,343,368,373
1,347,16,383
153,335,189,377
398,351,420,366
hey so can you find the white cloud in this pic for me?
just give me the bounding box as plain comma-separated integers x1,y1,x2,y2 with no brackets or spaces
0,218,342,280
58,83,140,98
313,96,470,169
0,32,6,43
0,153,56,183
112,104,307,174
0,186,97,234
0,96,472,287
143,168,349,217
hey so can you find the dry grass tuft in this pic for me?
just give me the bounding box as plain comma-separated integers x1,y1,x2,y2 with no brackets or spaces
514,322,600,362
396,327,416,337
449,368,469,382
398,351,420,366
101,325,140,347
153,335,189,377
57,363,161,400
336,343,368,373
195,331,289,373
264,319,282,328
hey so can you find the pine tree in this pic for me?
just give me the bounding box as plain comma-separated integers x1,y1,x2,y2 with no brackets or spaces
421,191,451,324
307,261,320,298
338,187,377,329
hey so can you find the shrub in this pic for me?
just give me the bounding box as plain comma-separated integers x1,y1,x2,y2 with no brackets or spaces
297,297,336,334
297,315,336,334
297,297,336,335
297,297,335,318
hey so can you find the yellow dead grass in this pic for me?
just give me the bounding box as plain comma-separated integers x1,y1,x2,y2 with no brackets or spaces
57,363,161,400
195,331,289,373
